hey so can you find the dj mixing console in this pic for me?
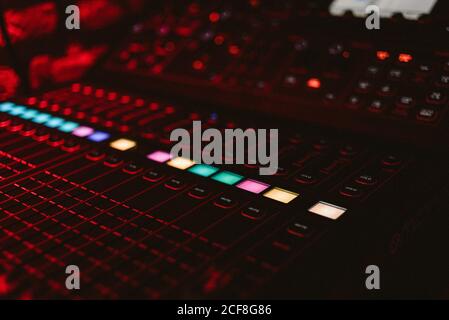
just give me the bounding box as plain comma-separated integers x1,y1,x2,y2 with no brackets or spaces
0,0,449,299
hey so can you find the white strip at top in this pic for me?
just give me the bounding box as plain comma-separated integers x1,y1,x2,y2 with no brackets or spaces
329,0,437,20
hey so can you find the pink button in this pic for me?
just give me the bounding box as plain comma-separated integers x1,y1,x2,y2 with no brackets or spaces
72,126,94,137
237,179,270,194
147,151,172,163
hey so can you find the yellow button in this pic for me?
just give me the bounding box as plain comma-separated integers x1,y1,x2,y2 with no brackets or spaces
308,201,346,220
110,138,136,151
263,187,298,204
167,157,196,170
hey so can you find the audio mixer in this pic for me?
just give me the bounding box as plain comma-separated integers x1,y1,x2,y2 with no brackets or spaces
0,0,449,299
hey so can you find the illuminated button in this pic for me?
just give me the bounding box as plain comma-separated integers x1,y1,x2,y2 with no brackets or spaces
110,138,137,151
167,157,195,170
307,78,321,89
31,113,51,124
263,187,298,204
59,121,79,133
309,201,346,220
88,131,110,142
9,105,27,116
188,164,219,177
45,117,65,128
72,126,94,137
147,150,171,163
376,51,390,61
236,179,270,194
211,171,243,185
0,102,14,112
20,109,39,120
398,53,413,63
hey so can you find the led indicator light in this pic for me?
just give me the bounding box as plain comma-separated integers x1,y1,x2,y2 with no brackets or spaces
263,187,298,204
237,179,270,194
188,164,219,177
211,171,243,185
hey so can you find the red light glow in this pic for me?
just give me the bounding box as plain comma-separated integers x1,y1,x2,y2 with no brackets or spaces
376,51,390,61
307,78,321,89
398,53,413,63
209,12,220,23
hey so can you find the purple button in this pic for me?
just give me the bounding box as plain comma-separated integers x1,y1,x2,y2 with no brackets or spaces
88,131,110,142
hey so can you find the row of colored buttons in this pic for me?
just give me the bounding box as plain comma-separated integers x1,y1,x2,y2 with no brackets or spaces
148,149,348,219
0,102,111,142
146,150,299,204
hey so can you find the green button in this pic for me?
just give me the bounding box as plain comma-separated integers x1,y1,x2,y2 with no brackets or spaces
211,171,243,185
0,102,14,112
188,164,219,177
58,121,79,133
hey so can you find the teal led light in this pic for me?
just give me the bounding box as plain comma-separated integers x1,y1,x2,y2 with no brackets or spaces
188,164,219,177
32,113,51,124
211,171,243,185
0,102,14,112
20,109,39,120
45,117,65,128
58,121,79,133
9,105,27,116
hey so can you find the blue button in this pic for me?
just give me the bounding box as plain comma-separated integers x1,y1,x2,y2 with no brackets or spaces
9,105,27,116
32,113,51,124
58,121,79,133
0,102,14,112
20,109,39,120
88,131,110,142
45,117,65,128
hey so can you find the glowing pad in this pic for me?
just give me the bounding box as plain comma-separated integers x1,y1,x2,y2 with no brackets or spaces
20,110,39,120
263,187,298,204
188,164,219,177
147,151,171,163
45,117,65,128
72,126,94,137
167,157,195,170
9,105,26,116
110,138,137,151
237,179,270,194
309,201,347,220
211,171,243,185
31,113,51,124
59,121,79,133
0,102,14,112
88,131,110,142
